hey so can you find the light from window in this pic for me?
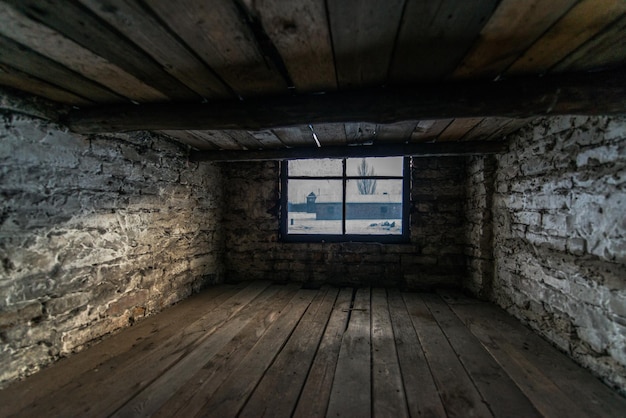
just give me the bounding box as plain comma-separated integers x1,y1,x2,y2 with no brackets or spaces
281,157,409,242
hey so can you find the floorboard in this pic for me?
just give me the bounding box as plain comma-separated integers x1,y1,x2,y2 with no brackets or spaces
1,282,625,418
326,288,372,418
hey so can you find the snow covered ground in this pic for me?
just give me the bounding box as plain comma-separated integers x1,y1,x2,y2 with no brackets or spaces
287,212,402,235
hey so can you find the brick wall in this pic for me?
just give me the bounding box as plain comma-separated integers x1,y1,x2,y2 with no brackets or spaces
485,116,626,394
0,113,223,388
222,157,467,289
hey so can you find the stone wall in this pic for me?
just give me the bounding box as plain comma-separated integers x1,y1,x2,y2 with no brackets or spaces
0,113,223,388
222,158,467,289
464,155,496,299
487,116,626,394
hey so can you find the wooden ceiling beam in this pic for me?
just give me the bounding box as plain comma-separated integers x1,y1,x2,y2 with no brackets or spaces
189,141,509,162
66,69,626,133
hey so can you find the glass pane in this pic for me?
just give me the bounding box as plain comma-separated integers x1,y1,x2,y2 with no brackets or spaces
345,179,403,235
346,157,403,177
287,179,342,234
288,158,342,176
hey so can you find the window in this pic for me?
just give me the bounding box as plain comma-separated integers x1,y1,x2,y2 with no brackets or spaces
280,157,410,242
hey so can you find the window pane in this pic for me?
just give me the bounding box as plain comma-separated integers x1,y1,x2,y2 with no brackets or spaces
287,179,342,234
345,179,403,235
288,158,342,176
346,157,403,177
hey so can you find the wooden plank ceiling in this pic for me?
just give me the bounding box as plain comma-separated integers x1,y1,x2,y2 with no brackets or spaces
0,0,624,152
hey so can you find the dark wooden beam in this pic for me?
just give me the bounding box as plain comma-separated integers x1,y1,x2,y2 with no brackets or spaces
189,141,509,162
66,69,626,133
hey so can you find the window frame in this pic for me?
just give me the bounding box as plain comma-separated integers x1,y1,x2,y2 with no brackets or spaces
280,157,411,243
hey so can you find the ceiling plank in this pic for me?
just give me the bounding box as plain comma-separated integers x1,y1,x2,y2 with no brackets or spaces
147,0,287,97
375,121,419,142
507,0,626,74
273,126,316,147
190,141,509,162
4,0,199,101
553,14,626,73
410,120,453,143
0,35,122,103
391,0,499,82
157,130,219,151
0,2,167,103
187,130,244,150
225,131,265,150
437,118,483,142
345,123,377,144
461,117,514,141
247,130,286,148
78,0,232,100
242,0,336,93
0,64,92,106
483,117,536,141
66,69,626,133
311,123,347,146
328,0,405,88
452,0,578,80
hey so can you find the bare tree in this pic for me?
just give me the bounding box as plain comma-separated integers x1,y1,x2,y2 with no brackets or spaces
357,158,377,194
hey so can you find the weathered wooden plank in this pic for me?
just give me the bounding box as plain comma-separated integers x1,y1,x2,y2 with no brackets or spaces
391,0,499,81
312,123,347,146
553,14,626,72
0,2,167,103
461,117,514,141
0,64,91,106
345,122,377,144
328,0,405,88
0,284,242,417
241,0,336,92
188,130,244,150
4,0,198,101
247,129,287,148
327,288,372,418
423,294,541,418
190,141,509,162
11,281,271,417
195,289,317,417
67,69,626,133
447,300,626,418
293,288,352,418
151,284,301,418
156,130,219,151
238,287,338,418
0,35,122,103
273,126,316,147
403,293,493,418
78,0,232,99
147,0,287,97
387,289,446,418
452,0,578,79
376,121,419,142
410,119,453,142
112,285,286,418
437,117,484,142
223,130,265,150
507,0,626,74
483,117,535,141
371,288,409,418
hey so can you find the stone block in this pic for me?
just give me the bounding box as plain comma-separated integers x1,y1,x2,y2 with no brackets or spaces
0,301,43,328
566,237,587,255
45,293,90,316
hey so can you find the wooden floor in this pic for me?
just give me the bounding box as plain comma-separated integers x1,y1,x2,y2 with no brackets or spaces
1,282,625,418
